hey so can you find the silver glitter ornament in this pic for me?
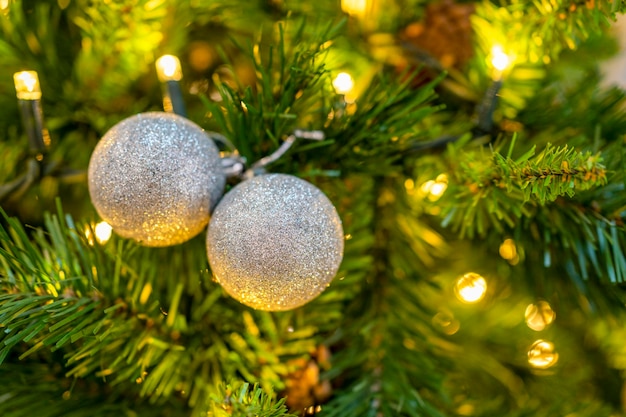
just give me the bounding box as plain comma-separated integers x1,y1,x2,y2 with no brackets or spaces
206,173,344,311
88,112,225,247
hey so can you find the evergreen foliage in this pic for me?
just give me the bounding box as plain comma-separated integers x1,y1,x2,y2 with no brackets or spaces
1,0,626,416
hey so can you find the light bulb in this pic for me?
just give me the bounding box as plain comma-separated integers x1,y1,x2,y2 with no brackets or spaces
94,221,113,245
156,55,183,82
528,339,558,369
490,45,510,72
455,272,487,303
13,71,42,100
341,0,368,17
525,301,556,331
499,239,516,260
85,221,113,245
332,72,354,94
429,175,448,200
418,174,448,201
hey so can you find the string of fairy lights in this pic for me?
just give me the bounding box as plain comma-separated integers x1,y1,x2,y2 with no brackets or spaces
7,0,558,372
413,173,559,369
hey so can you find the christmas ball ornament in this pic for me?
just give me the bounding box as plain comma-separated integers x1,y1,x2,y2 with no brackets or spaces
207,174,344,311
88,112,225,247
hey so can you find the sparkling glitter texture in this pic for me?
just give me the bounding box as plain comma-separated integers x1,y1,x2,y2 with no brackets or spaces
207,174,344,311
88,112,225,247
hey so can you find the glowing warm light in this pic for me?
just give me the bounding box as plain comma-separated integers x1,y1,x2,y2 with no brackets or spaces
0,0,9,11
499,238,520,265
419,174,448,201
305,405,323,415
528,339,559,369
491,45,511,71
457,404,475,416
432,311,460,335
85,221,113,245
341,0,368,17
420,180,435,194
490,45,511,73
454,272,487,303
525,300,556,331
429,182,447,198
332,72,354,94
499,238,516,260
13,71,42,100
156,55,183,82
95,221,113,244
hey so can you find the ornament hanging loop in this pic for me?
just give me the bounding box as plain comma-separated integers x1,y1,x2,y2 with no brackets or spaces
219,129,325,180
244,129,325,178
213,132,247,179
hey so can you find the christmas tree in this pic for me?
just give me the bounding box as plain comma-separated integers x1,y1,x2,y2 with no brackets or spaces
2,0,626,415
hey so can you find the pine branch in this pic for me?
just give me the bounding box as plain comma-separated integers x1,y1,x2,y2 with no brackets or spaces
323,177,452,417
321,70,442,176
522,191,626,288
474,0,622,64
0,205,324,412
0,364,295,417
440,141,607,238
207,383,297,417
519,68,626,143
471,0,623,117
70,0,169,102
201,18,442,177
432,140,626,289
495,143,607,204
202,19,343,162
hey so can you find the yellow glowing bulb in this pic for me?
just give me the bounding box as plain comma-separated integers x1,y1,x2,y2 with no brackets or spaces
490,45,511,73
419,174,448,201
13,71,42,100
156,55,183,82
341,0,368,17
454,272,487,303
429,182,447,199
528,339,559,369
332,72,354,94
85,221,113,245
525,301,556,331
1,0,9,11
94,221,113,245
420,180,435,194
499,238,517,260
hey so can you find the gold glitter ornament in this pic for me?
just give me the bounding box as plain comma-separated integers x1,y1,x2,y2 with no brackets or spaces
88,112,225,247
206,174,344,311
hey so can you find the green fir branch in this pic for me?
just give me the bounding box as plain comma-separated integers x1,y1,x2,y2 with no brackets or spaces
474,0,622,63
494,143,607,204
0,205,323,413
440,141,607,238
435,139,626,288
321,70,442,176
207,383,297,417
202,20,342,162
323,177,452,417
519,68,626,144
201,18,442,177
